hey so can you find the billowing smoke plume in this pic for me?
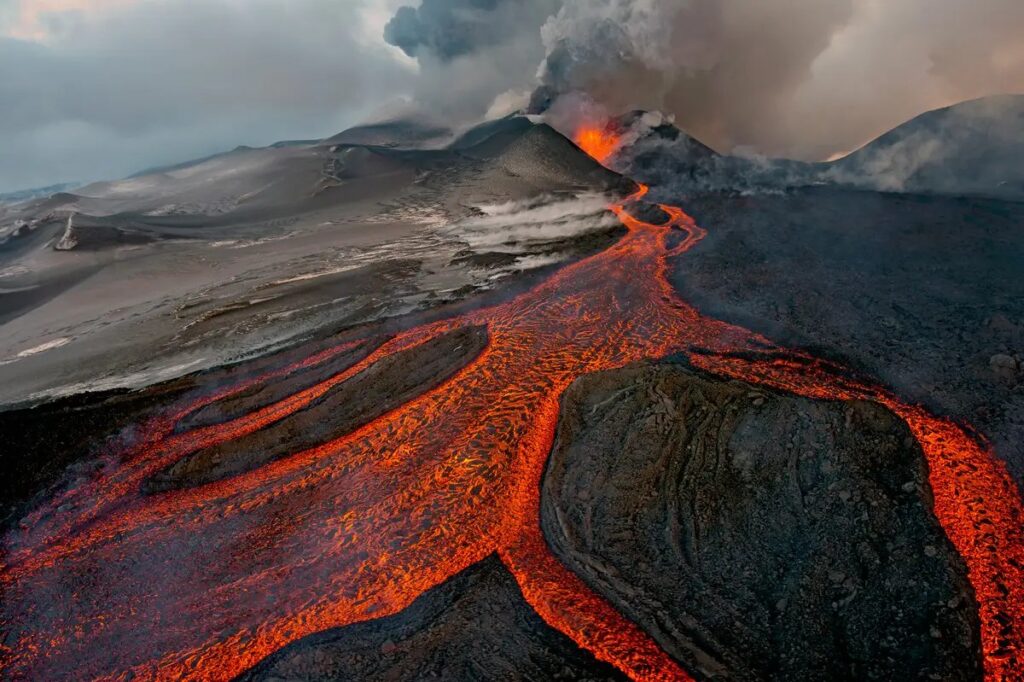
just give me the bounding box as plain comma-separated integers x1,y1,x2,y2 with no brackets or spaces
385,0,513,61
384,0,559,122
386,0,1024,161
535,0,854,157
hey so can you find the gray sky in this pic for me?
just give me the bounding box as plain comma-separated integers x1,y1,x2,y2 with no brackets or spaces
1,0,1022,192
0,0,416,192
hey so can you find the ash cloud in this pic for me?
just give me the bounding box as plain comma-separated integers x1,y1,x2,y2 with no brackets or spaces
532,0,1024,160
533,0,856,157
384,0,559,122
385,0,506,61
4,0,1023,192
380,0,1023,161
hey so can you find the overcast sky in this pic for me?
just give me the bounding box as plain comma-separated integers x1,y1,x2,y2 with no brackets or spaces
1,0,1022,193
0,0,417,192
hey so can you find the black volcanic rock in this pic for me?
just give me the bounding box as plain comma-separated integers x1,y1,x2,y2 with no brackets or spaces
237,555,627,682
143,325,489,492
618,95,1024,201
674,188,1024,486
542,361,982,681
611,112,811,197
173,337,382,433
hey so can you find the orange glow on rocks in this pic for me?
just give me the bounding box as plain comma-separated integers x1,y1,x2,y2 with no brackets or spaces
575,125,622,165
1,182,1021,681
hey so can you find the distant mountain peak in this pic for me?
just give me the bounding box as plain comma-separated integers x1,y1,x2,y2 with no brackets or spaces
825,94,1024,200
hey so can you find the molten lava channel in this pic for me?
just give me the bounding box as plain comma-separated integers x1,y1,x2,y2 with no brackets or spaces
1,146,1022,682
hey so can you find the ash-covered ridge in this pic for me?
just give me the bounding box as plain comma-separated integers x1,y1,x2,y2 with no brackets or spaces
0,115,627,406
612,95,1024,202
825,94,1024,200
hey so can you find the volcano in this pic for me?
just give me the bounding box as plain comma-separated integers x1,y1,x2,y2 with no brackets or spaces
0,107,1022,682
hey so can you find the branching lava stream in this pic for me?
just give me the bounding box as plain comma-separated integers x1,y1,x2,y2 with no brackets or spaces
2,139,1022,681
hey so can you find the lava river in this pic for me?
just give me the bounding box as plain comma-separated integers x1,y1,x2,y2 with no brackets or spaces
1,167,1022,680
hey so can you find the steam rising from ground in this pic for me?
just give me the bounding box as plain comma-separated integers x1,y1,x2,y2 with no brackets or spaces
449,193,619,252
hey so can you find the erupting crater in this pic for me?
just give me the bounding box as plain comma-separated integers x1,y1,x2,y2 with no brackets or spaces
0,129,1021,682
575,124,623,165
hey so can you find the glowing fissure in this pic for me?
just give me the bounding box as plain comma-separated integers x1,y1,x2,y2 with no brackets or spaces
1,171,1022,681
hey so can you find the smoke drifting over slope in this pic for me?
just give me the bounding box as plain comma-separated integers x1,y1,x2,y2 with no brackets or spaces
3,0,1023,190
388,0,1024,161
535,0,855,157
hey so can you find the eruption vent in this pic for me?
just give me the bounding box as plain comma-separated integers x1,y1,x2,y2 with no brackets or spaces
575,125,622,165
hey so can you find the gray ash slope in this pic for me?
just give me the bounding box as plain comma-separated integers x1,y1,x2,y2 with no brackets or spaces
0,115,627,406
825,95,1024,200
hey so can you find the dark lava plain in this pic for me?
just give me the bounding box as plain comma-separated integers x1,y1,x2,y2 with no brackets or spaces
673,187,1024,487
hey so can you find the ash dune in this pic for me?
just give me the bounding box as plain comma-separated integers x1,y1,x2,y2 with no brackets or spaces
0,116,625,406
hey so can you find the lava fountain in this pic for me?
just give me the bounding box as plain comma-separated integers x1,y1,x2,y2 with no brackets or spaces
575,124,623,165
1,135,1021,682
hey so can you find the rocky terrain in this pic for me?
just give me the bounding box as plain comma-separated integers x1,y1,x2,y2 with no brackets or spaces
616,95,1024,202
607,95,1024,489
542,360,981,681
145,325,488,492
672,188,1024,487
0,116,627,406
239,556,626,682
2,99,1019,681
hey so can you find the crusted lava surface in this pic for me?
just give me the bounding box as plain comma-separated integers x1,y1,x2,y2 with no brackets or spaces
674,188,1024,488
542,361,981,681
238,555,627,682
144,325,488,492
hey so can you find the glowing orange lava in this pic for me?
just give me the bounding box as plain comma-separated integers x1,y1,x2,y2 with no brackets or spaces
575,125,622,164
1,179,1022,681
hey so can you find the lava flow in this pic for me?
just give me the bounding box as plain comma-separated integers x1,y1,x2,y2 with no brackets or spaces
1,144,1022,681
